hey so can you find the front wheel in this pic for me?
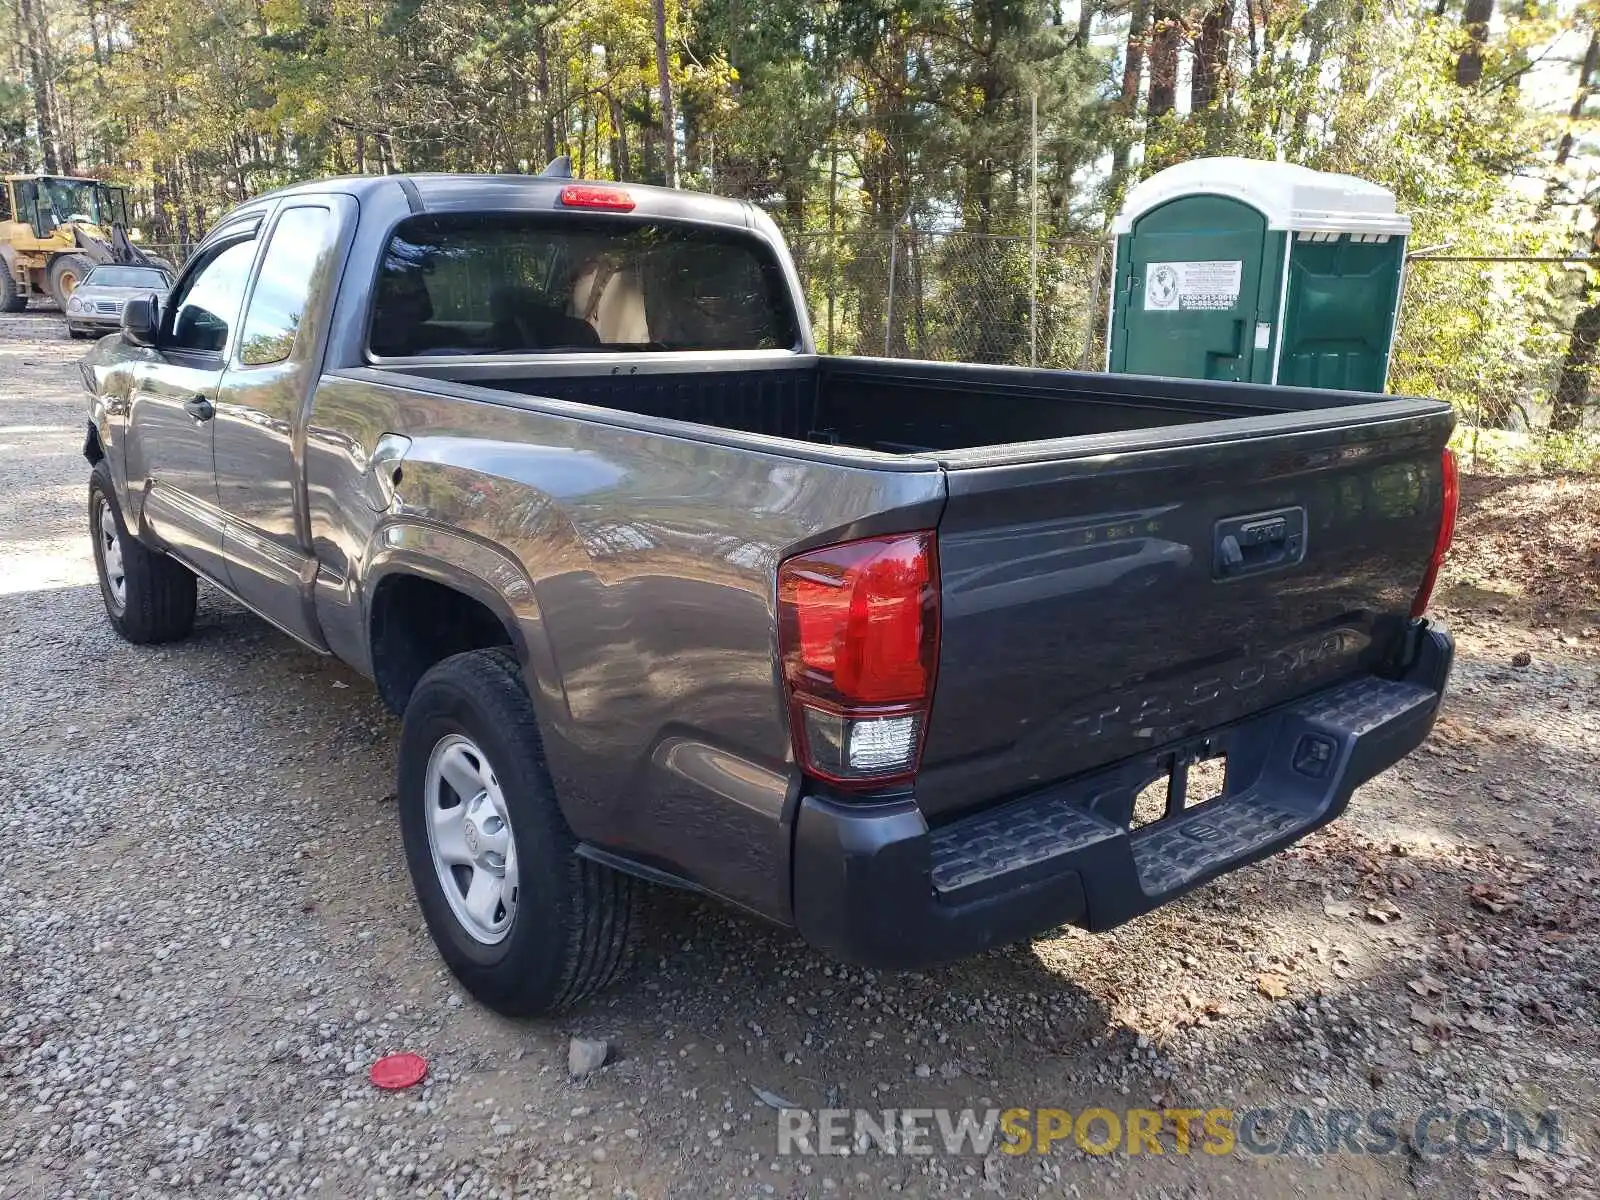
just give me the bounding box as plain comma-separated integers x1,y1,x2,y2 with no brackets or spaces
89,462,197,643
48,253,96,310
398,649,638,1016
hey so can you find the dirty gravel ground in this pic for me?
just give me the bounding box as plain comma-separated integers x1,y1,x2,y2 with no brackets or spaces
1,309,1597,1200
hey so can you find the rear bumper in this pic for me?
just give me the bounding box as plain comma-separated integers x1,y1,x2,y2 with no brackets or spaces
792,623,1453,970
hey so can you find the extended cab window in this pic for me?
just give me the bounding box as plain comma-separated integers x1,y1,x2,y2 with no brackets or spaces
239,206,336,366
368,213,798,357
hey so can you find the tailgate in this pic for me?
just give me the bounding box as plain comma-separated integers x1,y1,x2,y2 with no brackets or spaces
916,398,1454,819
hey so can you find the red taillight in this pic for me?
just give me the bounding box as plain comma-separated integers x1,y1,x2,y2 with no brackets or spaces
1410,447,1459,619
559,184,636,212
777,532,939,789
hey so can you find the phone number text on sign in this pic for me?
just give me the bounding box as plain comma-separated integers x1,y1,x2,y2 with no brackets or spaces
1143,260,1243,311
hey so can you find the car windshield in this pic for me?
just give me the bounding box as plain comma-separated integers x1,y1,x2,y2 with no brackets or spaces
369,213,799,357
85,266,169,288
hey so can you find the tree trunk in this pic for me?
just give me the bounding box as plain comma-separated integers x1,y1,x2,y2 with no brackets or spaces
608,92,627,180
1147,3,1181,118
1109,0,1151,191
1553,287,1600,433
1291,29,1329,152
1455,0,1493,87
652,0,677,187
18,0,58,173
87,0,107,68
536,33,557,165
1075,0,1095,46
1555,31,1599,169
1190,0,1233,109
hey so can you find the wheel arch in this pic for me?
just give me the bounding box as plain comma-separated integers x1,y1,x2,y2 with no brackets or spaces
362,525,567,721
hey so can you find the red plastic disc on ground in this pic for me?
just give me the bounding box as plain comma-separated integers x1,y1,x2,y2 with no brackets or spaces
369,1052,428,1090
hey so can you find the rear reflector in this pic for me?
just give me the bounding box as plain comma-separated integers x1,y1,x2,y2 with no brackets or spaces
777,532,939,788
559,184,636,212
1410,447,1459,619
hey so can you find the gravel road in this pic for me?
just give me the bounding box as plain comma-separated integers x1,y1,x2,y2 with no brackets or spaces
2,310,1597,1200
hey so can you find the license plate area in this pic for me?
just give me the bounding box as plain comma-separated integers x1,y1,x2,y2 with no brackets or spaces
1127,746,1229,832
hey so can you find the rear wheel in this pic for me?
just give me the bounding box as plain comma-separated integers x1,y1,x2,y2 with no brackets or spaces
0,268,26,313
398,648,638,1016
89,461,197,643
48,253,96,310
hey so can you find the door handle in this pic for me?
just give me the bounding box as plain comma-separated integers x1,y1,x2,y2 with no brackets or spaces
183,396,215,422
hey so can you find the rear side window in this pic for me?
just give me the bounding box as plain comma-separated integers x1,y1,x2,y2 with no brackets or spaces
239,206,337,366
368,213,798,357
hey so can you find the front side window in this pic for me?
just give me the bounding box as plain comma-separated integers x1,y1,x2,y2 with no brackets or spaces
162,236,259,355
368,213,798,357
239,206,336,366
14,180,42,237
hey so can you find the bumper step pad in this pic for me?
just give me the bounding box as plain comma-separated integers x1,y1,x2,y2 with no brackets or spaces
927,675,1439,922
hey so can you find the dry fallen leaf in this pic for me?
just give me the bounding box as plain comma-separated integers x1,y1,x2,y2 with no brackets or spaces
1365,901,1402,924
1407,973,1446,998
1465,1013,1503,1034
1500,1168,1547,1197
1257,973,1290,1000
1468,883,1520,914
1409,1004,1453,1036
1524,999,1558,1024
1410,1034,1433,1054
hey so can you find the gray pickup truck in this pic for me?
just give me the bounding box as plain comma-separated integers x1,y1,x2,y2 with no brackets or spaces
79,170,1457,1016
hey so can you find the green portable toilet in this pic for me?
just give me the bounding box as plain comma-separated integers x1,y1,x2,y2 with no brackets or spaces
1107,157,1409,392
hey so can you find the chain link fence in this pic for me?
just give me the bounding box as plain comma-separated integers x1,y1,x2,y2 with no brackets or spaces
785,229,1111,368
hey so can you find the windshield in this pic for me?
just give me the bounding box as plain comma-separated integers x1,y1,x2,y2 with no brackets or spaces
369,213,799,357
41,178,105,224
84,266,169,288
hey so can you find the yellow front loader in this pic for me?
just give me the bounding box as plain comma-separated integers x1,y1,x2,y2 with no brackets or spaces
1,174,172,313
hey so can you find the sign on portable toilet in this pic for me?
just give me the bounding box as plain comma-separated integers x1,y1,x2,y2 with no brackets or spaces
1106,158,1410,392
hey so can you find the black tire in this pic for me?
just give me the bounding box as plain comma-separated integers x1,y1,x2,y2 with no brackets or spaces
89,461,197,644
48,253,96,309
0,268,26,313
398,648,638,1017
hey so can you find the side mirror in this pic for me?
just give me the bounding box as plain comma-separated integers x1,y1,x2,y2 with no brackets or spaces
121,294,159,347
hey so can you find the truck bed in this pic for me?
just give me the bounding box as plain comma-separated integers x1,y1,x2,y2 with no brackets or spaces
378,354,1307,456
358,350,1454,824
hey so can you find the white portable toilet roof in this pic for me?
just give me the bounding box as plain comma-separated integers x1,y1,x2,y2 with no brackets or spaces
1112,157,1410,237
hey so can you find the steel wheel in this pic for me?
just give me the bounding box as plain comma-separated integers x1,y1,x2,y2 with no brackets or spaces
424,734,519,945
96,498,126,614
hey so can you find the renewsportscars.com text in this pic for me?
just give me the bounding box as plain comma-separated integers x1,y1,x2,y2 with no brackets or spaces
777,1105,1562,1159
